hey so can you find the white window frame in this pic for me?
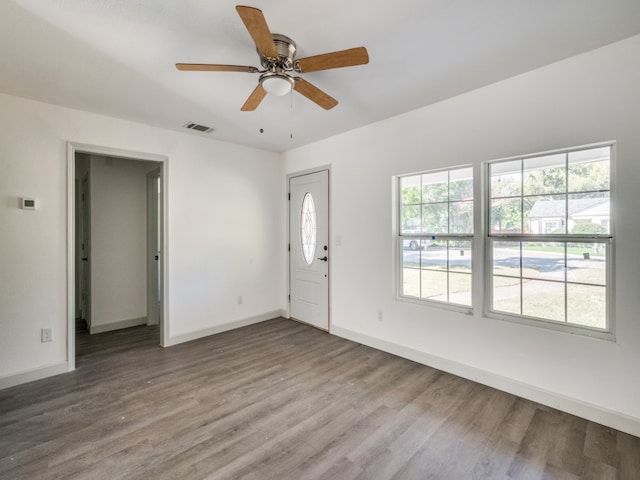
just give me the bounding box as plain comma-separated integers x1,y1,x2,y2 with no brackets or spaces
395,165,474,312
483,142,615,340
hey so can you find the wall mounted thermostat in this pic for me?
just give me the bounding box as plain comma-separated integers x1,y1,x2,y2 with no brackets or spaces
21,197,36,210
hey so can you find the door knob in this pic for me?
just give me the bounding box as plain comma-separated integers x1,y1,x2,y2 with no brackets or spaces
317,256,328,262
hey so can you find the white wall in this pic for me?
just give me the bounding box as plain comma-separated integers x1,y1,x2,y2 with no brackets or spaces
0,93,284,385
89,155,153,331
284,35,640,435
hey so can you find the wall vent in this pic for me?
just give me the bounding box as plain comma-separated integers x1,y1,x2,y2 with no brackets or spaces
183,122,214,134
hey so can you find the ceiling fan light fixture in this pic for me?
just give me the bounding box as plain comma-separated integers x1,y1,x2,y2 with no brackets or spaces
260,73,294,96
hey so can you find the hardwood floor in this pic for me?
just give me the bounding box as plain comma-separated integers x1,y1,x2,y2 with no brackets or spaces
1,318,638,479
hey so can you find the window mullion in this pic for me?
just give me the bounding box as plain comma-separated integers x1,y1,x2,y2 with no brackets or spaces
565,152,569,234
520,160,524,233
564,242,568,323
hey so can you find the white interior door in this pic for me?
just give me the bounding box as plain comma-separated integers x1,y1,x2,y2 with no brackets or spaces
80,174,91,326
289,170,329,330
147,168,161,326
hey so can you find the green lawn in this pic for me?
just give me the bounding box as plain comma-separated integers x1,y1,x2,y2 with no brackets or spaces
507,244,605,258
492,279,606,329
403,267,606,329
402,268,471,305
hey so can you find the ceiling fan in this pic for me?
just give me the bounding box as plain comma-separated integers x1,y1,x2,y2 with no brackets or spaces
176,5,369,111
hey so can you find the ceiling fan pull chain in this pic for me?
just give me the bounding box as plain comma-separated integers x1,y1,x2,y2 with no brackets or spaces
289,91,294,140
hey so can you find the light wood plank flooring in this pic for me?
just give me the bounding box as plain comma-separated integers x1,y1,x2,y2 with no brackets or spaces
1,318,638,479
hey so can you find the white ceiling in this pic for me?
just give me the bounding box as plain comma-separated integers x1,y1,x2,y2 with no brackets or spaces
1,1,640,153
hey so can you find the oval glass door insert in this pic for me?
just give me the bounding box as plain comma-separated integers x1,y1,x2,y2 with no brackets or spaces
300,192,317,265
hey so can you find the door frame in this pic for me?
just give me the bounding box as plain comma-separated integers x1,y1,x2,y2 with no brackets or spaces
66,143,169,371
287,165,331,331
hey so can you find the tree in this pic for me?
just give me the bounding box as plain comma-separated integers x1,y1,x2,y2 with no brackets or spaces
401,171,473,234
490,156,610,233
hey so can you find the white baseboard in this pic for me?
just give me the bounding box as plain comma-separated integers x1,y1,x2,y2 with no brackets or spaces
0,362,69,390
166,310,286,346
90,316,147,334
330,324,640,438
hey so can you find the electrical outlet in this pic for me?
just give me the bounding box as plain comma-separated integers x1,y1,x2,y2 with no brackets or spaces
41,328,53,343
377,310,383,322
237,296,243,305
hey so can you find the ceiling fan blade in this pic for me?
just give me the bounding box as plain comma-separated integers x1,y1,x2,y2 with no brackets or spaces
176,63,259,73
295,47,369,73
241,84,267,111
236,6,278,59
293,78,338,110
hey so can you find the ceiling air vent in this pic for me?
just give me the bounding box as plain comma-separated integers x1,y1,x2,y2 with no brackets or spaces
183,122,214,134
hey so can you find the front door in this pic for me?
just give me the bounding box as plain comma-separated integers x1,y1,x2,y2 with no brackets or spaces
289,170,329,330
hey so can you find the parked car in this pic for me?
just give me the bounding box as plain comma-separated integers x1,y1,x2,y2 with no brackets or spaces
403,227,424,250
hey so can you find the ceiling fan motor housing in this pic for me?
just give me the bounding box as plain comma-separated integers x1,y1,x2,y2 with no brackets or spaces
259,33,297,70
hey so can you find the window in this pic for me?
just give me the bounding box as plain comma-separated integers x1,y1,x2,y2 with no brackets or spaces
398,166,473,308
487,144,612,336
300,192,317,265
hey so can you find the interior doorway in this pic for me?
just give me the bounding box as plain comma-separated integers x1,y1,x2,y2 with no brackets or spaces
67,144,167,371
79,173,91,324
146,168,162,327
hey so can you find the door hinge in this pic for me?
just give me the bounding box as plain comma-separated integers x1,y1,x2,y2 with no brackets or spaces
288,192,290,201
288,294,291,303
288,243,290,252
